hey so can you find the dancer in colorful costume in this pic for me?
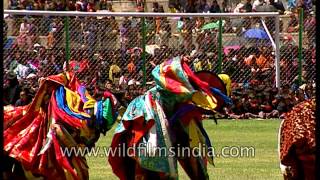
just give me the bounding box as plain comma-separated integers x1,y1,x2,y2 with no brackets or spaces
109,56,232,179
278,98,315,180
3,72,118,179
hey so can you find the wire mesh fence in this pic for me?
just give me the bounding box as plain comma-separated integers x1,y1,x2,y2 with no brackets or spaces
3,10,315,89
278,10,316,86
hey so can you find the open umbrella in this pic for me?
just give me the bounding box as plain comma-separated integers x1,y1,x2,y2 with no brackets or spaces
244,28,269,39
201,20,225,30
223,45,241,55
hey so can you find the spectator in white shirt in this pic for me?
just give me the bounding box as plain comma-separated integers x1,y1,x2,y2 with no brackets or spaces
233,3,245,13
14,63,31,80
19,18,30,35
252,0,265,11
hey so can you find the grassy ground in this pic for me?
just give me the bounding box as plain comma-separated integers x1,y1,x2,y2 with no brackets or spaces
87,119,282,180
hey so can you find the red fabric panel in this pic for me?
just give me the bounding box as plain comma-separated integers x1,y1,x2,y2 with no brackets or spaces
182,62,211,95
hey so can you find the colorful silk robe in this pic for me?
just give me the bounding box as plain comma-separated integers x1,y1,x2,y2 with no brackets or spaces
109,57,232,179
4,72,117,180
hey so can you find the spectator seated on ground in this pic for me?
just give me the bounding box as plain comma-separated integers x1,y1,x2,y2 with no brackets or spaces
223,78,315,120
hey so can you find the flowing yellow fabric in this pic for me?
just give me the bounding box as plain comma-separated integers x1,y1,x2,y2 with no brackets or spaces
218,74,232,96
65,88,91,118
189,119,201,148
191,91,217,110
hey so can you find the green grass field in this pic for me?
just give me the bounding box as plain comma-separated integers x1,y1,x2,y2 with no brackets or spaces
87,119,282,180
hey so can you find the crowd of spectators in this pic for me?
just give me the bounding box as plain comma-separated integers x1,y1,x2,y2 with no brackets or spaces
3,0,316,119
8,0,115,12
7,0,315,14
3,41,316,119
223,78,315,119
3,58,316,120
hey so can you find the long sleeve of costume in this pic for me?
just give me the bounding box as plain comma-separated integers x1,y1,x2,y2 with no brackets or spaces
218,74,232,96
3,72,118,180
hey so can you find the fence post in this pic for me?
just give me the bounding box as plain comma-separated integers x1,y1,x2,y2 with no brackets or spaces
275,15,281,88
64,16,70,70
218,18,223,74
141,17,147,87
298,8,304,85
144,0,148,12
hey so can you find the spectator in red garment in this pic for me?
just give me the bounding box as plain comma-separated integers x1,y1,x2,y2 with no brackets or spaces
66,54,90,74
248,95,260,114
76,0,87,11
87,1,96,12
75,2,82,11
